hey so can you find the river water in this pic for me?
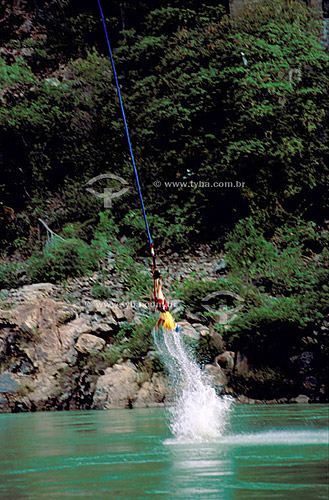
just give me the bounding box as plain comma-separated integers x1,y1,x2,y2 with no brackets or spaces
0,404,328,500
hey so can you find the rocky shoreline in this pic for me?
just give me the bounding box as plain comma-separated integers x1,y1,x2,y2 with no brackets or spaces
0,251,322,413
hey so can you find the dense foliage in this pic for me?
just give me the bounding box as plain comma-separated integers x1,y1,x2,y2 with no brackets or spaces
174,215,329,398
1,0,328,254
1,0,329,399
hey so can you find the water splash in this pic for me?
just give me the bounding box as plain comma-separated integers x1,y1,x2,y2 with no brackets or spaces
153,328,232,442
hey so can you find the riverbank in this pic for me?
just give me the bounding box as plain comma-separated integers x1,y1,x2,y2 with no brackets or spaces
0,248,327,413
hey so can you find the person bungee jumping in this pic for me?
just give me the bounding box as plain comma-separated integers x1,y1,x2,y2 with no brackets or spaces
154,269,180,332
97,2,181,333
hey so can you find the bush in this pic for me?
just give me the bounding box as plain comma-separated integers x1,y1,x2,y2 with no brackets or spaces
0,261,25,289
122,209,196,252
93,210,119,243
77,347,123,374
225,217,329,295
174,273,241,315
124,316,157,360
27,237,98,283
228,368,294,400
223,217,329,368
194,334,222,366
224,294,304,365
91,283,112,300
115,245,152,300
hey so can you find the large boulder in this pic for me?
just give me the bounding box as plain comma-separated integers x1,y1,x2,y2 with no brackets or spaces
0,310,15,328
57,317,92,364
134,373,169,407
215,351,235,370
291,394,310,404
0,372,20,412
204,364,228,392
27,373,62,411
179,321,200,340
90,300,109,316
9,283,55,303
0,294,95,411
0,372,19,394
75,334,106,354
93,363,139,409
5,298,88,366
109,306,125,322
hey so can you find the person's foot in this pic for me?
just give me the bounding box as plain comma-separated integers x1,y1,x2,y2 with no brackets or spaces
175,324,181,333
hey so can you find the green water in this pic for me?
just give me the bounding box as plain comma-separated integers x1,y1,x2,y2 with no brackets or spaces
0,405,328,500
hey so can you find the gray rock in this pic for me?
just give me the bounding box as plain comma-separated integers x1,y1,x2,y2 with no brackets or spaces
21,309,39,335
277,398,288,404
12,304,91,367
0,396,9,412
236,395,254,405
134,373,169,407
91,323,115,337
9,358,35,375
103,315,118,328
179,321,200,340
215,351,235,370
169,299,184,316
185,311,202,323
0,310,15,327
294,394,310,404
193,323,210,336
27,374,61,411
57,317,92,364
0,337,6,359
123,307,135,322
0,373,19,394
110,306,125,322
56,306,78,324
91,300,108,316
15,283,55,302
204,364,227,389
75,334,106,354
93,363,139,409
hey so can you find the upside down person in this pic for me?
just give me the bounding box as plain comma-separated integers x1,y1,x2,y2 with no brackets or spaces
154,269,181,332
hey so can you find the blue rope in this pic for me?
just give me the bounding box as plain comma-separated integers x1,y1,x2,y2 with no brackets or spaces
97,0,153,248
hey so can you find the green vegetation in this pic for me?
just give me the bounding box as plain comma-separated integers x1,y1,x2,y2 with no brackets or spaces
27,237,98,283
0,0,328,400
223,217,329,372
0,261,24,289
172,214,329,398
227,368,293,400
117,316,157,360
114,245,152,299
1,0,328,254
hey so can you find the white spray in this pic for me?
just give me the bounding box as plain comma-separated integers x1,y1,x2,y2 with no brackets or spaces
153,328,232,442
